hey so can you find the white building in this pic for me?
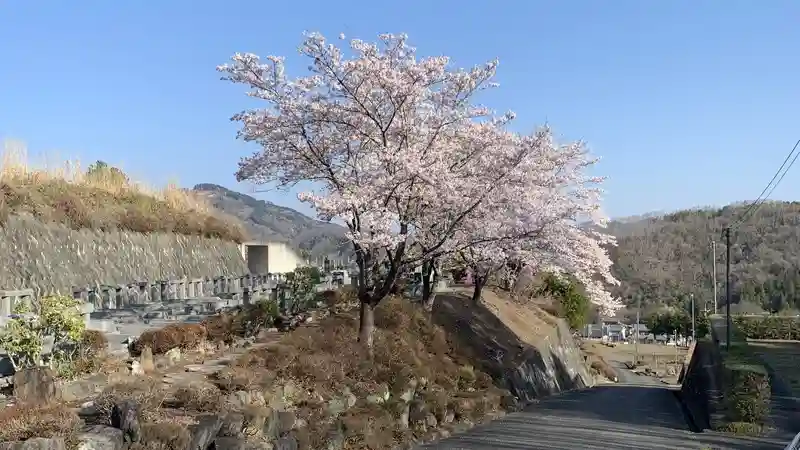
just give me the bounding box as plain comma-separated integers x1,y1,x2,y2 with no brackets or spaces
239,241,307,275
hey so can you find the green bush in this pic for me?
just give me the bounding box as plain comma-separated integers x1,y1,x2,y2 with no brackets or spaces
536,274,589,330
734,316,800,340
721,364,771,425
0,295,86,371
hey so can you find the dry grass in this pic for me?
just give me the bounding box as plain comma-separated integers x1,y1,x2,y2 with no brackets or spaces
94,376,170,423
221,296,512,450
0,403,82,443
0,139,245,242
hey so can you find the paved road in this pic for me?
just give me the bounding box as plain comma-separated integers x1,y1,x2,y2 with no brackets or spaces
418,378,787,450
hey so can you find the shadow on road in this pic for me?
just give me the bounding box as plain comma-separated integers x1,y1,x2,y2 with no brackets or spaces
419,384,787,450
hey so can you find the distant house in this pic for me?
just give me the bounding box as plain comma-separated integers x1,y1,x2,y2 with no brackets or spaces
629,323,650,341
605,323,627,342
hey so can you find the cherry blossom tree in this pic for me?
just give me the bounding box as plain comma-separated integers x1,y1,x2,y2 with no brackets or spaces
218,32,512,349
423,127,622,313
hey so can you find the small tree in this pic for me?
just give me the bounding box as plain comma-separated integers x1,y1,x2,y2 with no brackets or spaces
537,274,590,330
286,266,321,313
86,160,130,186
0,295,86,371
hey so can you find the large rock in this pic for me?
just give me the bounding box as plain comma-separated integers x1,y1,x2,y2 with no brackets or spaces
110,400,140,443
77,425,125,450
12,367,61,405
0,438,65,450
188,414,224,450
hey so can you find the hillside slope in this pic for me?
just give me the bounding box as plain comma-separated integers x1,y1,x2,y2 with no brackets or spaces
192,183,351,258
608,201,800,312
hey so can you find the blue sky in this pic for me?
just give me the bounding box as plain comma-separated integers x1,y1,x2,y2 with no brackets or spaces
2,1,799,220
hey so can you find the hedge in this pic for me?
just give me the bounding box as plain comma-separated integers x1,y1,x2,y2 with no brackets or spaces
733,316,800,340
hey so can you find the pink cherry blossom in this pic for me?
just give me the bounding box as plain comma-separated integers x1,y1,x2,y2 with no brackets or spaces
219,31,622,346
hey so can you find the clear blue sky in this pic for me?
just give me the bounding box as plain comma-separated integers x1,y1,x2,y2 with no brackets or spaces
2,1,799,219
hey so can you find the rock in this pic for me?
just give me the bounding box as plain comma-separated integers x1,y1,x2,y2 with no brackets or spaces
128,360,143,376
78,425,124,450
12,367,60,405
408,400,428,424
267,410,296,438
110,399,140,443
397,379,418,403
213,437,247,450
61,375,108,402
226,390,266,409
188,414,224,450
365,383,390,405
214,438,272,450
0,438,66,450
425,413,438,428
500,394,520,412
139,346,155,373
274,435,298,450
327,397,348,417
219,412,245,437
444,409,456,423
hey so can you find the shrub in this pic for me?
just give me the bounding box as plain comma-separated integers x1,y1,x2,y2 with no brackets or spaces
721,365,770,425
0,295,86,371
718,335,772,432
131,323,207,356
0,404,81,443
734,316,800,340
536,274,589,330
203,299,279,343
286,266,321,313
95,377,167,423
79,329,108,357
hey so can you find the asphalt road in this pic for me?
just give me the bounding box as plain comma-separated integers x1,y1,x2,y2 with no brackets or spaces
418,376,788,450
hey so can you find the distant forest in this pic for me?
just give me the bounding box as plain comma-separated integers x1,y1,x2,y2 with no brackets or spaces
607,201,800,314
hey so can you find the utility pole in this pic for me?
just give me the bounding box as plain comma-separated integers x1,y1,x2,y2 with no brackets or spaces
712,240,718,314
634,294,641,365
725,227,732,350
691,293,696,340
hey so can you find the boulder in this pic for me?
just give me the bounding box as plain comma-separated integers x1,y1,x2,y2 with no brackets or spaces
12,367,60,405
188,414,223,450
219,412,245,437
77,425,124,450
0,438,65,450
110,400,140,443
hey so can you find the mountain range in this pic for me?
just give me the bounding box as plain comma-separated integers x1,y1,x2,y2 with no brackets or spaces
192,184,351,260
196,184,800,313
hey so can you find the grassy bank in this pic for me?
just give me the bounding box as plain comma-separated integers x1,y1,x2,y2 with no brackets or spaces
0,139,245,242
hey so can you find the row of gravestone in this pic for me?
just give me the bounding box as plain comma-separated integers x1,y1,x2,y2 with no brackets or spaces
0,273,294,327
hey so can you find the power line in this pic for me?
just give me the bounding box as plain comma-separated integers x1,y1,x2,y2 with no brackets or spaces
730,139,800,230
719,138,800,349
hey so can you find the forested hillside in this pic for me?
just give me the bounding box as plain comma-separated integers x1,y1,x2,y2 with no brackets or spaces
609,201,800,313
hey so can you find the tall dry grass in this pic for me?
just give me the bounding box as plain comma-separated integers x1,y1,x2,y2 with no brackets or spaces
0,139,246,242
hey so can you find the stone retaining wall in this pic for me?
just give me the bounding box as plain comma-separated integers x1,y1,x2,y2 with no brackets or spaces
0,214,248,296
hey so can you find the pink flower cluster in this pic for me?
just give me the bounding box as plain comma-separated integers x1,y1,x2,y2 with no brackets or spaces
218,32,622,312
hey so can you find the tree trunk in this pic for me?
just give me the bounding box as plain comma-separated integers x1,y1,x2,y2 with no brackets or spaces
472,275,485,304
422,259,438,311
358,300,376,356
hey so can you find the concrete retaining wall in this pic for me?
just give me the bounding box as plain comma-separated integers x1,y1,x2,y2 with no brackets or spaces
679,339,725,431
505,321,594,403
0,214,248,296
